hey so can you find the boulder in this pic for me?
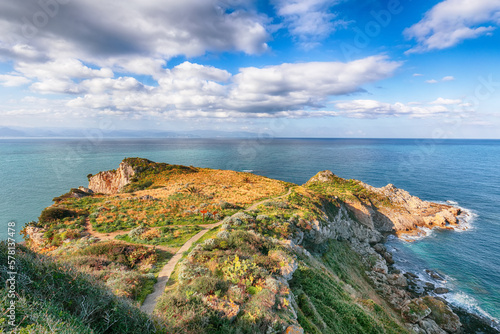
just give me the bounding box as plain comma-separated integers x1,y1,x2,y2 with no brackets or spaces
25,226,45,248
434,287,450,294
285,325,304,334
422,296,462,333
402,298,432,323
418,318,447,334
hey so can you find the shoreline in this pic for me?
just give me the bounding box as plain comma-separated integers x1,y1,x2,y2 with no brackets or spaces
383,204,499,333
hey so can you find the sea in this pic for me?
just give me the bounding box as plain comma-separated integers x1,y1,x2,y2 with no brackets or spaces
1,138,499,326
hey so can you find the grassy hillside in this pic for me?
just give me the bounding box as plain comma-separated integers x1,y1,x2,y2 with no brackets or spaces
9,158,474,334
0,242,161,333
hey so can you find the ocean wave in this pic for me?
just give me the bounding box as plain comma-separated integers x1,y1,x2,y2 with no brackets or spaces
241,169,254,173
389,253,500,330
445,291,500,331
387,235,500,330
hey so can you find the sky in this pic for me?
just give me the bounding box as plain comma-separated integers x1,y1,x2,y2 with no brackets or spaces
0,0,499,138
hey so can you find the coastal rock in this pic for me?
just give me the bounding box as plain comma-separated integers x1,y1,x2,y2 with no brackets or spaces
25,226,45,248
304,206,383,246
305,171,463,237
77,186,94,194
269,250,298,281
407,323,427,334
285,325,304,334
434,287,450,294
402,298,432,323
88,161,135,194
419,318,447,334
422,296,462,333
306,170,336,183
425,270,444,281
387,273,408,287
356,181,463,236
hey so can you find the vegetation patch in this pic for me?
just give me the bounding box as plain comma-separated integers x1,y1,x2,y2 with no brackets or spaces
116,225,203,247
290,248,409,334
0,242,162,333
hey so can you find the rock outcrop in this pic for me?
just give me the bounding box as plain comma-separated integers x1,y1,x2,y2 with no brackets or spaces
306,171,463,237
361,182,462,235
298,171,471,333
24,226,45,249
88,161,136,194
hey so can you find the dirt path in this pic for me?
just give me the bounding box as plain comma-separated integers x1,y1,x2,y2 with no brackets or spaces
140,220,223,314
84,220,218,253
245,187,293,211
84,187,293,315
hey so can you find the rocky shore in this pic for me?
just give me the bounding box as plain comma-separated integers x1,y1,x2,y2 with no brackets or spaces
301,170,498,334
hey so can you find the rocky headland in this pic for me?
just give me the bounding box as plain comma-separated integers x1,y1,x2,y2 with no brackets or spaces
16,158,498,334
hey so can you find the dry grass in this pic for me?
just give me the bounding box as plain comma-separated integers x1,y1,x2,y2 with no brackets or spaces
123,169,290,206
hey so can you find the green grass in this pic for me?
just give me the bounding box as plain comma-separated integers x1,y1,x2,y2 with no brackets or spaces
290,241,409,334
115,225,203,247
0,242,162,333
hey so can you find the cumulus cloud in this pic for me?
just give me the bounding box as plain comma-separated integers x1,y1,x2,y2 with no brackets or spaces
405,0,500,53
430,97,462,105
0,0,269,72
0,74,31,87
62,56,401,117
273,0,346,45
425,76,455,84
334,98,470,118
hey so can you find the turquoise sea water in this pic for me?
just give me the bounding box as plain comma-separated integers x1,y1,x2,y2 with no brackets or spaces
1,138,499,324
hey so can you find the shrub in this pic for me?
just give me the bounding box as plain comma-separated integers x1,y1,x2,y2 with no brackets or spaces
39,207,78,224
126,180,153,193
222,255,259,286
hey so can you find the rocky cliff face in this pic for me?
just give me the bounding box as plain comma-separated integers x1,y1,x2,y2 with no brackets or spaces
307,170,463,237
298,171,478,334
88,161,136,194
357,182,462,236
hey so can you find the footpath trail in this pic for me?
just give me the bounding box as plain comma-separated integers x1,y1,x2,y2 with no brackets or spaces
140,187,293,314
245,187,293,211
140,220,223,314
85,220,219,254
84,187,293,315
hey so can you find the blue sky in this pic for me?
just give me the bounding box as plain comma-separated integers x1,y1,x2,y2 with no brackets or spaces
0,0,499,138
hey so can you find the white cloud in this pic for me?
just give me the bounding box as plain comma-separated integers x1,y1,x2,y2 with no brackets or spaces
273,0,345,44
334,98,469,118
442,75,455,81
228,55,401,112
16,59,113,81
426,79,438,84
62,56,401,117
0,74,31,87
413,73,423,77
0,0,270,74
430,97,462,105
405,0,500,53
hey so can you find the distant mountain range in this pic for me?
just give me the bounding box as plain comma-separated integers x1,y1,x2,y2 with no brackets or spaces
0,127,262,138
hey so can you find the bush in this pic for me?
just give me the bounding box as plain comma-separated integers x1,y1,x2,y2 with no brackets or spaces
125,180,153,193
39,207,78,224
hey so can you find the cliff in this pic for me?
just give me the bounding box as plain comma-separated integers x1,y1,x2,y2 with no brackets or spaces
88,161,136,194
18,159,497,334
306,170,463,238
